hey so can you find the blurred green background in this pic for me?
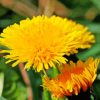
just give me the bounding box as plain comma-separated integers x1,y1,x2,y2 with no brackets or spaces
0,0,100,100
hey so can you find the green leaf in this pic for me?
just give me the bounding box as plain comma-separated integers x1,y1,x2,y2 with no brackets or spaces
87,23,100,34
15,83,27,100
5,69,19,82
3,82,27,100
5,83,27,100
91,0,100,10
0,19,15,28
77,43,100,60
28,70,42,100
4,82,16,96
0,6,8,17
0,58,8,71
76,20,100,34
93,81,100,100
0,73,4,96
0,97,6,100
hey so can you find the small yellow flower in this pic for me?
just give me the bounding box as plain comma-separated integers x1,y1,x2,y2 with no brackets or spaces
43,58,99,98
0,16,95,72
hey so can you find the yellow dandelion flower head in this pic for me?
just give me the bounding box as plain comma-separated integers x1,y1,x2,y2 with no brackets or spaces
43,58,99,98
0,16,95,72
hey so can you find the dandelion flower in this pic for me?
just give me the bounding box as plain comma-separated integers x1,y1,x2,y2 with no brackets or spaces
0,16,95,72
43,58,99,98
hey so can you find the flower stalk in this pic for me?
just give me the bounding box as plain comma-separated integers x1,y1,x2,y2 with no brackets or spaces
19,63,33,100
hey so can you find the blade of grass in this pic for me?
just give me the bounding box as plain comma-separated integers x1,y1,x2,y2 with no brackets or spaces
0,73,4,96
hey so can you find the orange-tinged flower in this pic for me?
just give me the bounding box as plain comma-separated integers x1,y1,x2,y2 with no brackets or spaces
43,58,99,98
0,16,95,72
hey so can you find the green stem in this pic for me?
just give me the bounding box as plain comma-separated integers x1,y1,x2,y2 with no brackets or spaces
43,88,51,100
44,0,57,16
53,67,59,77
